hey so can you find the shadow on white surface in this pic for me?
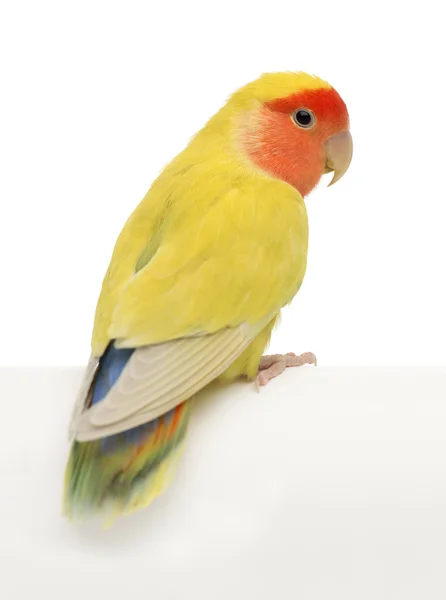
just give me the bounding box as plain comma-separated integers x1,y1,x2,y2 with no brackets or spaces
2,367,446,599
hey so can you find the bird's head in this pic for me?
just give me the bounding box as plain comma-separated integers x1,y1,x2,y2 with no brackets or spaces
227,72,352,196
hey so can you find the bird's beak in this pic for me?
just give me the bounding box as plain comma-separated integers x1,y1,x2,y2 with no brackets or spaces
324,131,353,186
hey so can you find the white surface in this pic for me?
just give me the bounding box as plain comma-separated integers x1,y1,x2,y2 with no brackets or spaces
1,1,446,366
2,366,446,599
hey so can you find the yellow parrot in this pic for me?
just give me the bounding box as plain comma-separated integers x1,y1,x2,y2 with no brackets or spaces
64,71,352,522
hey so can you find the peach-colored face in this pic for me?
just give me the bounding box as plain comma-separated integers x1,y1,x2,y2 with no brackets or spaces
241,87,350,196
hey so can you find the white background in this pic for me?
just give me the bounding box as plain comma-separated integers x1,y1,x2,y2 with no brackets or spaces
1,0,445,366
3,366,446,599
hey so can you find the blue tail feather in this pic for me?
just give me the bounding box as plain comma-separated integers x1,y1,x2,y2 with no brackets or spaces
91,343,153,453
92,343,135,406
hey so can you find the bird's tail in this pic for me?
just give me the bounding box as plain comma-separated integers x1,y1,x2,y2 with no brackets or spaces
63,400,191,525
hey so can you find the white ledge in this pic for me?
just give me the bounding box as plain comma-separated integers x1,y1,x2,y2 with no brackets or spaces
3,366,446,599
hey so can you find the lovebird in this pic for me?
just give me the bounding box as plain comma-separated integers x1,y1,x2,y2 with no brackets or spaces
65,71,352,522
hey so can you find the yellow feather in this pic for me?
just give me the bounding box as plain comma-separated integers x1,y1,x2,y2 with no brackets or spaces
92,72,318,377
229,71,330,106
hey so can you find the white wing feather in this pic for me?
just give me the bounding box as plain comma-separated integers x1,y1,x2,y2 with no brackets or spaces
71,320,267,442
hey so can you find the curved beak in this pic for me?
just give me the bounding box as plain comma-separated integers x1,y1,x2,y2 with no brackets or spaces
324,131,353,186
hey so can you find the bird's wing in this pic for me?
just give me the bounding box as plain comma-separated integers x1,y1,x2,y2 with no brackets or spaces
71,181,307,441
72,320,271,441
106,181,307,347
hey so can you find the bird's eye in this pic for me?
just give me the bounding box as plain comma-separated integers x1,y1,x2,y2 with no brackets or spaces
292,108,315,129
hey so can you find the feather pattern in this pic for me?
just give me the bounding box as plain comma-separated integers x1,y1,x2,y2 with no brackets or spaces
64,344,191,522
72,319,272,442
64,403,190,523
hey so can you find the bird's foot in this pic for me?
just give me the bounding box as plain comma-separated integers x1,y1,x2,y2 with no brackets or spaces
256,351,317,388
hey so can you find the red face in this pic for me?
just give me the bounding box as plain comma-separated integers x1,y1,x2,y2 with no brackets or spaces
241,87,350,196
